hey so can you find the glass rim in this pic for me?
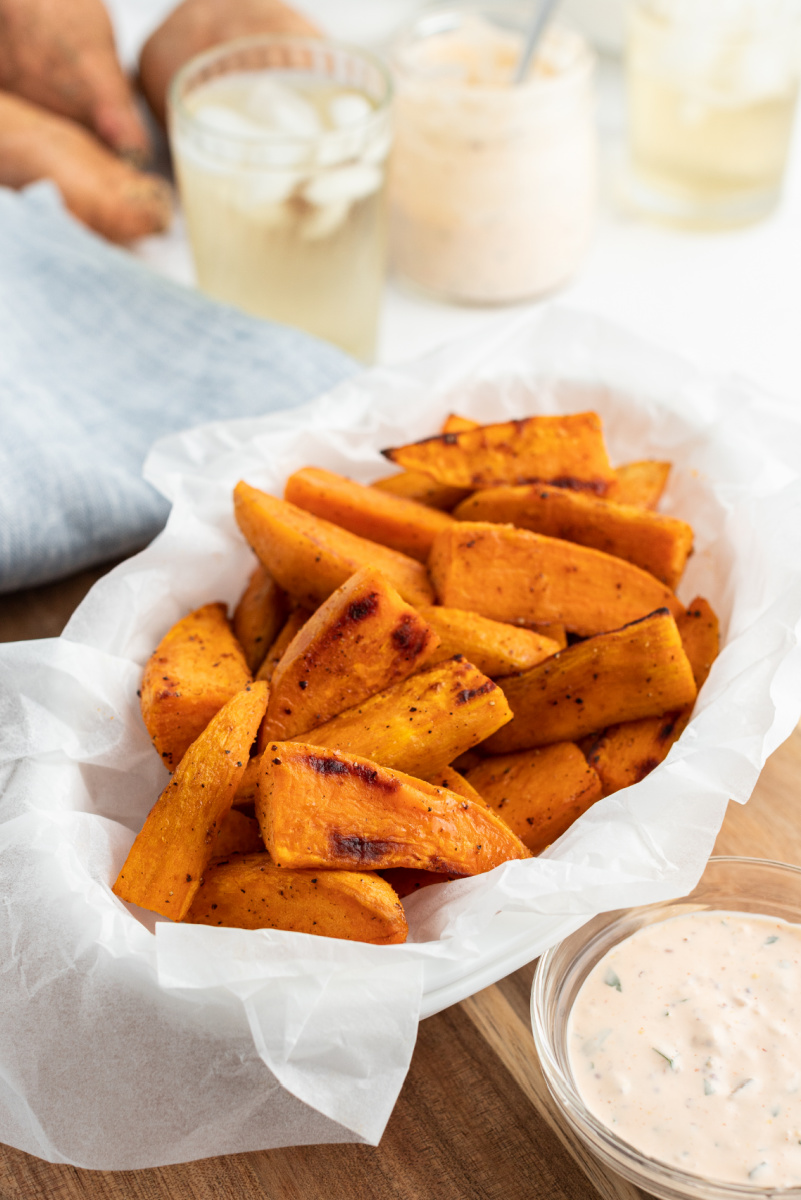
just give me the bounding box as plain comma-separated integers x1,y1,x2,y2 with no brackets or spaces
168,33,394,147
392,1,595,93
531,856,801,1199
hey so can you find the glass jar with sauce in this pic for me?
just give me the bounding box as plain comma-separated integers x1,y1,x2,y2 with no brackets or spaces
532,856,801,1200
389,4,598,304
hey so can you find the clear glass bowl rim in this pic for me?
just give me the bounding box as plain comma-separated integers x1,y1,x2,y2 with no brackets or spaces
168,33,394,147
531,855,801,1200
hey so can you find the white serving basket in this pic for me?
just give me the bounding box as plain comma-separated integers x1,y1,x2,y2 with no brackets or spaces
2,308,801,1169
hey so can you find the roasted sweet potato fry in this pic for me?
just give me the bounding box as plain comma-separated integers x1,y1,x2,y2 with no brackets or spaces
184,854,408,944
383,413,617,494
418,605,560,677
430,522,682,637
214,807,265,857
256,607,313,683
234,481,434,608
441,414,480,434
582,596,720,795
257,742,531,874
379,868,452,898
611,461,671,510
140,602,252,770
261,567,439,744
371,470,470,511
285,468,455,563
464,743,603,854
423,765,487,807
113,683,268,920
233,563,287,674
485,610,697,754
454,484,694,590
530,623,568,649
300,655,513,776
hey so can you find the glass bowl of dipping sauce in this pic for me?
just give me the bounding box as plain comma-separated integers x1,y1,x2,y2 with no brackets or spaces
532,856,801,1200
389,3,597,304
168,36,392,361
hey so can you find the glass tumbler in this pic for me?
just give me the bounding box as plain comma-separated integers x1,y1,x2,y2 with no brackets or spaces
389,4,597,304
626,0,801,228
169,36,393,361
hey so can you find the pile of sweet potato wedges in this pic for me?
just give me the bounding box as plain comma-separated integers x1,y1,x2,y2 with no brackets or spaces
113,410,719,945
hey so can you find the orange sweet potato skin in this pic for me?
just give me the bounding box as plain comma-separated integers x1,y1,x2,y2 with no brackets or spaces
464,743,603,854
256,742,531,875
429,523,683,637
184,853,408,944
676,596,720,690
383,413,617,494
371,470,470,511
233,564,287,674
261,567,439,743
256,607,313,683
140,602,252,770
285,467,455,563
454,484,694,590
234,481,434,608
418,605,560,677
113,682,269,920
485,610,697,753
301,655,513,777
610,461,671,510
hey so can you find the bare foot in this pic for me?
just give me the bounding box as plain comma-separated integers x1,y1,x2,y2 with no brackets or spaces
0,0,151,160
0,91,171,243
140,0,321,125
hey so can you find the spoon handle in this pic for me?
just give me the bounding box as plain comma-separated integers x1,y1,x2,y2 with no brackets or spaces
514,0,562,84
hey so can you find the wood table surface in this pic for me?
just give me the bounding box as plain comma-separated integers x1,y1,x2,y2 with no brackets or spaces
2,562,797,1200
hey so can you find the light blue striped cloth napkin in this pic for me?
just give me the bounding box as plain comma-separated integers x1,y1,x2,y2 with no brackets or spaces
0,184,356,594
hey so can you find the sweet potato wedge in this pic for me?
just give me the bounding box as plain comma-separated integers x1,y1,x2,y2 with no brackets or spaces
429,522,682,637
383,413,617,494
484,609,697,753
140,602,252,770
418,605,560,677
379,868,452,898
113,682,268,920
234,481,434,608
231,757,261,815
530,623,568,649
261,567,439,744
184,853,408,944
423,765,487,807
256,607,313,683
371,470,470,511
582,596,720,795
611,461,671,510
300,655,513,776
214,808,265,857
441,414,480,434
256,742,531,874
232,563,287,674
454,484,694,590
464,743,603,854
284,468,455,563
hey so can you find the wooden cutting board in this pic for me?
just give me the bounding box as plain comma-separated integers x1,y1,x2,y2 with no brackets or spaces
1,562,797,1200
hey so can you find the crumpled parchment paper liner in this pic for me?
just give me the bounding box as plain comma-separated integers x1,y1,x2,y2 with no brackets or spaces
2,308,801,1168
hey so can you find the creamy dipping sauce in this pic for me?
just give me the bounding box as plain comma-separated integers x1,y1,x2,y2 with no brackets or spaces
568,911,801,1188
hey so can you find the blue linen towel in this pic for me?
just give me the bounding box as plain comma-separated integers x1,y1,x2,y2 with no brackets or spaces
0,184,356,594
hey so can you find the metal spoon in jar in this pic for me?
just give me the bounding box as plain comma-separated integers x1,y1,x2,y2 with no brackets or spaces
513,0,562,83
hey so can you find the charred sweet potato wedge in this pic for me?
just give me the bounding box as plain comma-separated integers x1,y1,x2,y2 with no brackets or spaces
140,602,252,770
371,470,470,511
113,682,268,920
285,467,455,563
184,854,408,944
430,523,682,637
232,563,287,674
256,607,313,683
379,868,452,898
257,742,531,874
464,743,603,854
383,413,617,494
234,481,434,609
300,655,513,777
611,461,671,510
214,807,265,857
582,596,720,795
418,605,561,677
454,484,694,590
260,567,439,744
484,609,697,753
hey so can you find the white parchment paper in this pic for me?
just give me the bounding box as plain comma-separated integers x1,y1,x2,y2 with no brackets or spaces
2,309,801,1169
